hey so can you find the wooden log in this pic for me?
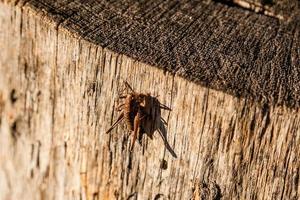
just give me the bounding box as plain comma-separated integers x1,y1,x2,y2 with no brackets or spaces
0,0,299,200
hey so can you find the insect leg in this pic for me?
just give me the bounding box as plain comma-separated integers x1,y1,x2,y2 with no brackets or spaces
116,103,125,111
131,110,142,150
160,103,172,111
130,110,147,150
106,111,124,134
124,81,135,93
161,117,168,125
119,95,127,99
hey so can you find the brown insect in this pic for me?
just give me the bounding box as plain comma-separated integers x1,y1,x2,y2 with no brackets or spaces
106,81,171,151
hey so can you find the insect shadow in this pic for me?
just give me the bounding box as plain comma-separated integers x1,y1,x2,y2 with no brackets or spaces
106,81,177,158
140,95,177,158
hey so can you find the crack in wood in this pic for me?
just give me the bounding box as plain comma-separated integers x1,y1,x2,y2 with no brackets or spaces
213,0,285,20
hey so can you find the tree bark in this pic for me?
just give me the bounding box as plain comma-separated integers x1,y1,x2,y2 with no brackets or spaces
0,1,299,200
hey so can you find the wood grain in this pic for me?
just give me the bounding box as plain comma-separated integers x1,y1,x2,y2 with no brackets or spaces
15,0,300,108
0,1,299,200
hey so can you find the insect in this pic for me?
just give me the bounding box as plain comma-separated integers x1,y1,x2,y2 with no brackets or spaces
106,81,171,151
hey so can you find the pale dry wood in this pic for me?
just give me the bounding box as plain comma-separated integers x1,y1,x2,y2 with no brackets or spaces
0,2,299,200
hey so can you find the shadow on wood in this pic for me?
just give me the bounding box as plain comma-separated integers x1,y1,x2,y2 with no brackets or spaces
140,94,177,158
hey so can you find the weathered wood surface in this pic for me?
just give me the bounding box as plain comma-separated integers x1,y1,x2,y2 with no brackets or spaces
17,0,300,108
0,0,299,200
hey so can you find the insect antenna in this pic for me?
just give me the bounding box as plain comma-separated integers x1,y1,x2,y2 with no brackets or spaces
106,112,124,134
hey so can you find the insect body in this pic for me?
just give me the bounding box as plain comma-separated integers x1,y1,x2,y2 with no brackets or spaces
106,81,170,151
